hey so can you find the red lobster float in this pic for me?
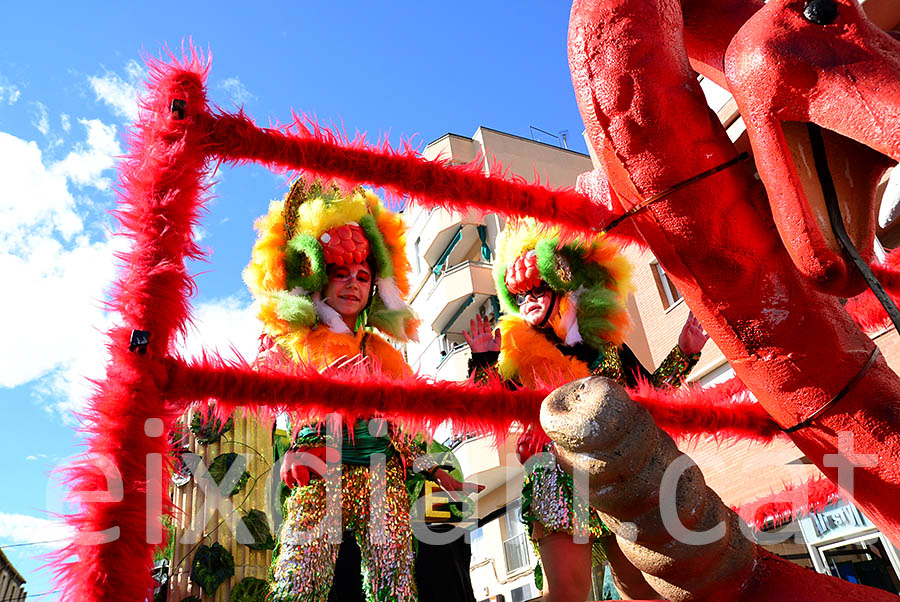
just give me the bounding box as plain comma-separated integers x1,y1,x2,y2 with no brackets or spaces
52,0,900,600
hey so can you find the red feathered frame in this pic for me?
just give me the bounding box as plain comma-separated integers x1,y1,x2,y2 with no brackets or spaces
52,52,619,602
49,51,826,601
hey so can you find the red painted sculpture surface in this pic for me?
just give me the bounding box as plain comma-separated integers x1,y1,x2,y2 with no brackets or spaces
569,0,900,549
50,1,900,600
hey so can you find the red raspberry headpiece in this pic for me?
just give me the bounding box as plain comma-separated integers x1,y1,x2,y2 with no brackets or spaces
320,223,370,266
505,250,544,294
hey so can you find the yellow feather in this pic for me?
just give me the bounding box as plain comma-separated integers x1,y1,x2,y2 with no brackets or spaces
296,194,368,238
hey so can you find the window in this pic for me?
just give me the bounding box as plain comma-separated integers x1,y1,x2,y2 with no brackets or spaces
505,500,525,536
651,260,682,309
503,533,530,574
503,501,530,573
414,237,422,273
510,583,540,602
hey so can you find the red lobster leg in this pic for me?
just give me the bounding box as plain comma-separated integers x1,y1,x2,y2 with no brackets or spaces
50,54,212,602
569,0,900,550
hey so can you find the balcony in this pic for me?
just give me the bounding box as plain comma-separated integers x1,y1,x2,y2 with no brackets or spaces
451,431,524,517
419,209,483,267
416,260,495,335
435,341,471,382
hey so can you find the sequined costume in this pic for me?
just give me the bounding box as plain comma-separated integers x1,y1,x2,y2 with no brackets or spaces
244,179,424,602
271,453,416,602
267,331,423,602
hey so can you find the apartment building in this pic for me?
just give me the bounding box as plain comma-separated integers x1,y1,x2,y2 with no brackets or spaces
0,548,26,602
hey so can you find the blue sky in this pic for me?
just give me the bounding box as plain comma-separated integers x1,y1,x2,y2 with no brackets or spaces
0,2,590,599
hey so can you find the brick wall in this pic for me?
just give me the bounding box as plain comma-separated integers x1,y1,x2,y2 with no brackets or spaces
621,246,725,380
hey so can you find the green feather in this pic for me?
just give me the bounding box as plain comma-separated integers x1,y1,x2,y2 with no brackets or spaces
577,284,620,349
368,305,415,340
359,213,394,279
284,233,327,292
536,238,582,292
273,292,317,327
495,263,519,315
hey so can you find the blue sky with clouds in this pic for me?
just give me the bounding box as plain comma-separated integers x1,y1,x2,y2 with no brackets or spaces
0,2,591,598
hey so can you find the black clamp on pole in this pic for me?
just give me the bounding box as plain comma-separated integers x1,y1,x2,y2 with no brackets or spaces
170,98,186,120
129,330,151,354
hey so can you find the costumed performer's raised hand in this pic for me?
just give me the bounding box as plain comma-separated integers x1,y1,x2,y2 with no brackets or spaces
678,310,709,355
463,314,501,353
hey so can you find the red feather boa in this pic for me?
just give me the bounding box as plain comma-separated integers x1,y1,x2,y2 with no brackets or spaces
50,50,213,602
734,476,844,532
162,355,781,446
630,376,784,443
51,52,794,601
198,111,623,244
163,353,544,443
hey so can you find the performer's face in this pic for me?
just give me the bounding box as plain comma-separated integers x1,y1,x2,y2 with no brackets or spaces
324,261,372,321
518,283,555,327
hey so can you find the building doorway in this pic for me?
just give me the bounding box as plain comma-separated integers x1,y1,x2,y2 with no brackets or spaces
815,534,900,593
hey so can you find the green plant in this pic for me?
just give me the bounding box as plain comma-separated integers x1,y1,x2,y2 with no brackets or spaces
190,542,235,596
241,509,275,551
208,452,251,497
230,577,269,602
153,515,176,562
190,405,234,445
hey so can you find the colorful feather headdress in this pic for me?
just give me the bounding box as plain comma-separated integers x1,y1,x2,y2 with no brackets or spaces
494,218,632,349
244,177,419,354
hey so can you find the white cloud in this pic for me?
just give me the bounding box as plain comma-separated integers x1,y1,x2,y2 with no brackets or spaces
52,119,120,190
61,113,71,133
218,76,256,105
0,80,20,105
0,512,74,550
0,230,124,412
177,296,262,363
38,294,261,419
0,132,82,244
0,119,260,420
89,59,145,122
0,123,124,419
32,101,49,135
